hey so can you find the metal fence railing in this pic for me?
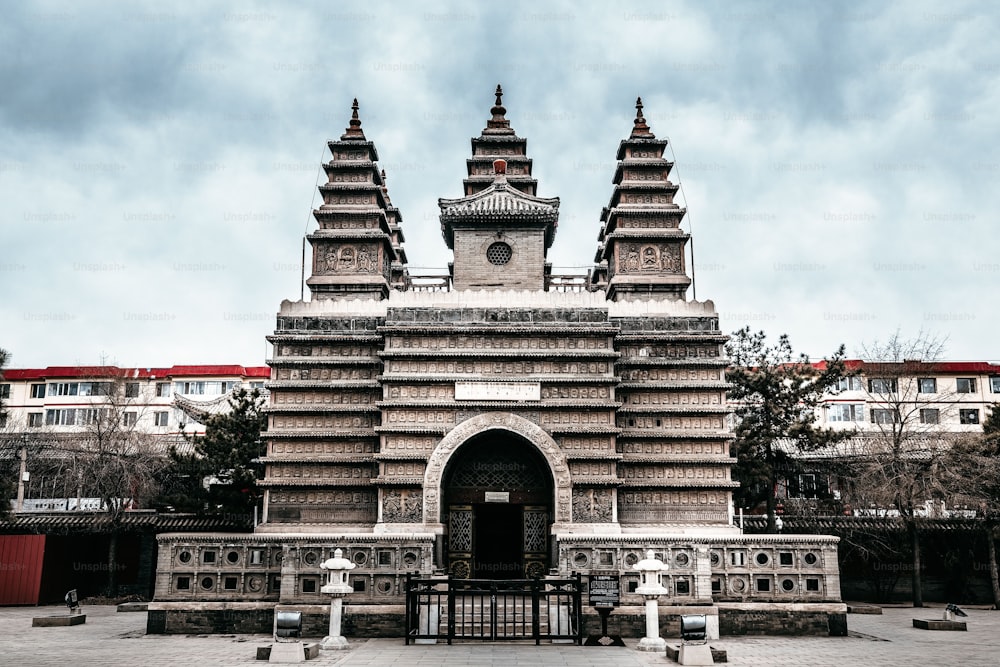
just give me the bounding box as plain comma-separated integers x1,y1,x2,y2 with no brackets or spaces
404,573,583,645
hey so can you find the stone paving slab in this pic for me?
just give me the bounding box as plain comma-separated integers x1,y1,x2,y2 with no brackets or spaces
2,604,1000,666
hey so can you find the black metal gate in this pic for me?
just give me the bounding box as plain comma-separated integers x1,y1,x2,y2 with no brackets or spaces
404,574,583,645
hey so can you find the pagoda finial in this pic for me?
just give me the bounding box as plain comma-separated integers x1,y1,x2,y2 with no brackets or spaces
486,83,511,133
341,98,366,140
631,95,654,138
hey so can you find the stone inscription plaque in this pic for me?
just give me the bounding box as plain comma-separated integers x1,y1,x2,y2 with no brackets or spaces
455,381,541,401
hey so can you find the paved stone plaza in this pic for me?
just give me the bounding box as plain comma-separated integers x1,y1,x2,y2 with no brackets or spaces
3,604,1000,666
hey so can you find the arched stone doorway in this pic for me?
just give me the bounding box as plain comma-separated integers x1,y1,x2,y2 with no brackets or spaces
442,431,552,579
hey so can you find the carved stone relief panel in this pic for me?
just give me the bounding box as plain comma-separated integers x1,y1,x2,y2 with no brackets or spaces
382,489,423,523
572,488,613,522
316,243,380,274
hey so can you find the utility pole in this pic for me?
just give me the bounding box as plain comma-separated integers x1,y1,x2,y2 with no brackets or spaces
16,433,28,512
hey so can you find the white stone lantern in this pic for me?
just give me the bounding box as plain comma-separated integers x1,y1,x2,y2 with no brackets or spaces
633,549,668,651
319,548,355,650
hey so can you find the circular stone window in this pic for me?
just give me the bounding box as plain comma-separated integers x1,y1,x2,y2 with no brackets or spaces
573,552,590,568
675,553,690,567
755,552,770,566
731,578,747,592
486,242,513,266
200,576,215,591
375,578,393,595
803,552,818,566
178,550,192,564
226,550,240,564
303,551,318,566
781,578,795,592
624,552,639,566
710,551,721,567
403,551,418,567
353,551,368,566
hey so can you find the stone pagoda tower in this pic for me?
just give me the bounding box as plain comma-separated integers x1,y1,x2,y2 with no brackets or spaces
591,98,691,300
305,100,402,300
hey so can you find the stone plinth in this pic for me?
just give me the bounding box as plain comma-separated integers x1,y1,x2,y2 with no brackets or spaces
912,618,967,631
32,615,86,627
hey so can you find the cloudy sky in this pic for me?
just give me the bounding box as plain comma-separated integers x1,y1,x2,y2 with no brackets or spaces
2,0,997,369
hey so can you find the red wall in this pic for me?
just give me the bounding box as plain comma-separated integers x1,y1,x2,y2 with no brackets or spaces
0,535,45,605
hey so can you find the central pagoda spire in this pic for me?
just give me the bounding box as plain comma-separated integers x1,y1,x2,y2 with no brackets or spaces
462,84,538,197
441,86,559,291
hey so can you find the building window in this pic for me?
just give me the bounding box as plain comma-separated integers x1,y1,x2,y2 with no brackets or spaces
956,378,976,394
486,241,513,266
154,412,169,427
30,383,45,399
123,412,138,427
223,576,238,591
0,414,5,428
28,413,43,428
919,409,939,425
250,381,265,390
156,382,170,397
792,474,825,499
78,382,111,397
176,576,191,591
917,378,937,394
301,578,317,593
46,409,76,426
871,408,899,424
175,381,206,395
125,382,140,398
806,578,820,592
202,550,217,564
828,404,864,422
48,382,79,396
779,552,794,566
960,409,980,425
756,578,771,592
222,381,239,393
0,384,9,399
991,376,1000,393
868,378,897,394
834,377,862,392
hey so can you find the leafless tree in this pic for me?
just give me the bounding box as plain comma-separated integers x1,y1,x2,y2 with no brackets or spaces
942,406,1000,608
56,367,165,596
848,330,955,607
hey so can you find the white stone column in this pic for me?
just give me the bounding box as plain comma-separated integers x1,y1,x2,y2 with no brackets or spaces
321,597,348,650
638,598,665,651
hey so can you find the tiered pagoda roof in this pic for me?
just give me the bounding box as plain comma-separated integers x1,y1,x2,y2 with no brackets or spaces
306,99,407,299
591,98,692,301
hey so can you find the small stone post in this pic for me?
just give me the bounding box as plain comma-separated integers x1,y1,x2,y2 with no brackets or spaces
633,550,668,652
319,549,355,650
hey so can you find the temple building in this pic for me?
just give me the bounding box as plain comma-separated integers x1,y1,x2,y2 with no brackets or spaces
151,88,843,636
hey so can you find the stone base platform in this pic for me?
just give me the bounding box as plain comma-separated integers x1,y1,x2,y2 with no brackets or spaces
117,602,148,612
847,604,882,614
256,643,320,661
666,644,728,664
912,618,967,631
32,614,86,627
147,601,847,638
